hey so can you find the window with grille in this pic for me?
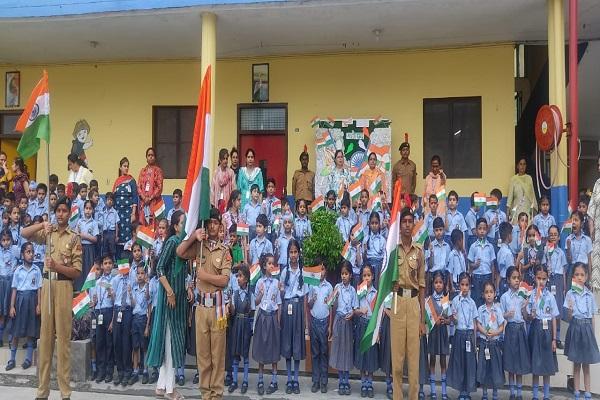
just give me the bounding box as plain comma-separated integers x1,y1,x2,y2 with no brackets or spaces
423,97,482,179
239,105,286,134
153,106,196,179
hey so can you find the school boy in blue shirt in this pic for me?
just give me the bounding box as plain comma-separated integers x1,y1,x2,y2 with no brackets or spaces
468,218,496,307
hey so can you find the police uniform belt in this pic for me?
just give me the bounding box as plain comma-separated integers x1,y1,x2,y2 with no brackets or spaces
42,272,71,281
396,288,418,298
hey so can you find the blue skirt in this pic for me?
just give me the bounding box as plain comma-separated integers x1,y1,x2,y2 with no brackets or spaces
329,314,354,371
447,329,477,393
476,339,504,388
419,335,429,385
280,298,306,360
252,309,280,364
354,316,379,373
231,313,253,359
529,319,558,376
0,275,11,317
428,323,450,355
564,318,600,364
9,290,39,338
379,313,392,375
503,322,531,374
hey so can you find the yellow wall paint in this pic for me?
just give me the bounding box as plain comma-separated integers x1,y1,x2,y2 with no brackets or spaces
1,45,514,197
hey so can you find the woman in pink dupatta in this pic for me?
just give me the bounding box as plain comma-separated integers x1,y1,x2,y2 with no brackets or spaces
211,148,236,213
138,147,164,228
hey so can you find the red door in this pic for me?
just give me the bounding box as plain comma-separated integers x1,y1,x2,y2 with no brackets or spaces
239,134,287,198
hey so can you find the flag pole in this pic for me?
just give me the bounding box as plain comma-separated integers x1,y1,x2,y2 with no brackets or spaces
45,140,52,314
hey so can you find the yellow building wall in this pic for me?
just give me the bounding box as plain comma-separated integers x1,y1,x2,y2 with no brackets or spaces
0,44,514,197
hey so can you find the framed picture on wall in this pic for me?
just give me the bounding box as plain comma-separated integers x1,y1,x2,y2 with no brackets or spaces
252,63,269,102
5,71,20,108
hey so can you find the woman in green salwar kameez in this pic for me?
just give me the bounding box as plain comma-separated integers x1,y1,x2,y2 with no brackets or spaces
145,211,188,400
507,157,538,224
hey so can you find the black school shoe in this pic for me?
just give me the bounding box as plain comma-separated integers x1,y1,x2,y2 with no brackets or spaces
105,374,113,384
228,382,238,393
128,374,138,385
286,381,293,394
177,375,185,386
241,381,248,394
321,383,328,393
113,375,122,386
149,369,158,384
266,382,278,394
5,359,16,371
293,381,300,394
193,372,199,385
311,382,320,393
257,381,265,396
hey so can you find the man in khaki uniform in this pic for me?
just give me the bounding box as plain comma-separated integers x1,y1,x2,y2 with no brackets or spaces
391,208,426,400
391,141,417,196
177,208,231,400
22,197,82,400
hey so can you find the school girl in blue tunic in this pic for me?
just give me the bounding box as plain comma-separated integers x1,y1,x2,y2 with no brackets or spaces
363,212,386,288
447,272,478,399
563,263,600,400
353,265,379,398
500,266,531,400
468,218,496,308
517,224,544,286
252,253,281,395
476,281,505,400
565,211,592,283
92,255,115,383
76,200,99,291
496,222,515,297
545,224,567,347
293,199,312,248
0,228,20,346
524,264,559,400
279,239,307,394
427,271,451,400
328,260,358,396
5,242,41,370
532,196,556,241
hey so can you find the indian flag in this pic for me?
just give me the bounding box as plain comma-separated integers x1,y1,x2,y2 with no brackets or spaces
316,132,334,148
80,265,97,291
351,222,364,242
183,66,212,240
271,199,282,215
369,177,382,194
72,292,91,320
486,196,498,208
117,259,130,275
424,297,439,333
571,280,585,295
561,219,573,235
151,198,166,219
436,186,446,201
369,195,382,212
302,266,322,287
348,181,362,203
15,71,51,160
341,241,352,261
546,242,555,256
360,180,402,353
136,226,155,248
310,195,325,212
412,219,428,245
474,193,486,207
250,263,261,285
69,205,80,225
271,266,280,278
357,280,368,299
517,281,533,299
236,221,249,236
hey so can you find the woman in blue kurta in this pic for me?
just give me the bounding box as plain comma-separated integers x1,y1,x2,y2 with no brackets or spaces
112,157,138,258
237,148,264,210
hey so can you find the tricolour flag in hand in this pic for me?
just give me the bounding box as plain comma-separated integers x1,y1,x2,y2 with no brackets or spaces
69,205,80,225
341,241,352,261
369,177,382,194
348,181,362,203
302,266,322,287
359,180,402,353
412,219,428,245
517,281,533,299
310,196,324,212
250,263,261,286
356,280,368,299
474,193,486,207
151,198,166,219
351,222,364,242
81,265,97,291
486,196,498,208
72,292,91,319
561,219,573,235
236,221,249,236
15,71,51,160
424,297,439,333
571,279,585,295
183,66,212,240
117,259,130,275
436,186,446,201
136,226,155,248
271,199,282,215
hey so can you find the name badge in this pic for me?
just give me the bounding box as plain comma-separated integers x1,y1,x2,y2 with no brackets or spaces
117,311,123,323
287,303,293,316
542,318,549,330
97,313,103,325
145,183,150,192
91,318,97,330
205,296,213,308
465,341,471,353
484,347,491,360
550,285,556,295
267,226,272,234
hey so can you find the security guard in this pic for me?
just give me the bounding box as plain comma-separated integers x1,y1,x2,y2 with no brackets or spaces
177,208,231,400
22,196,82,400
390,208,426,400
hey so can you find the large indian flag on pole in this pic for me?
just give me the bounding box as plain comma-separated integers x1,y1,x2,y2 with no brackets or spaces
360,180,402,353
15,71,51,160
183,66,212,240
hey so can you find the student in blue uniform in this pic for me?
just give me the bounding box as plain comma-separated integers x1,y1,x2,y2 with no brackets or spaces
563,262,600,400
346,223,363,283
476,281,505,400
565,211,592,282
328,260,357,396
524,264,559,400
425,195,441,242
279,239,307,394
447,272,478,399
261,178,280,242
228,264,254,394
465,193,481,250
249,214,274,266
336,193,353,243
517,224,543,286
103,192,119,260
111,262,134,387
7,206,23,247
243,184,262,241
252,253,281,395
130,265,150,385
468,218,496,307
356,190,371,238
308,259,332,394
496,222,515,297
510,213,529,257
427,271,451,400
128,242,145,286
532,196,556,241
354,265,379,398
30,216,45,270
363,211,386,288
93,255,115,383
429,217,451,294
545,225,567,348
484,188,507,253
325,190,337,213
5,242,40,370
500,266,531,400
275,215,295,269
447,229,467,295
445,190,467,247
76,200,99,291
0,228,20,346
294,199,312,247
